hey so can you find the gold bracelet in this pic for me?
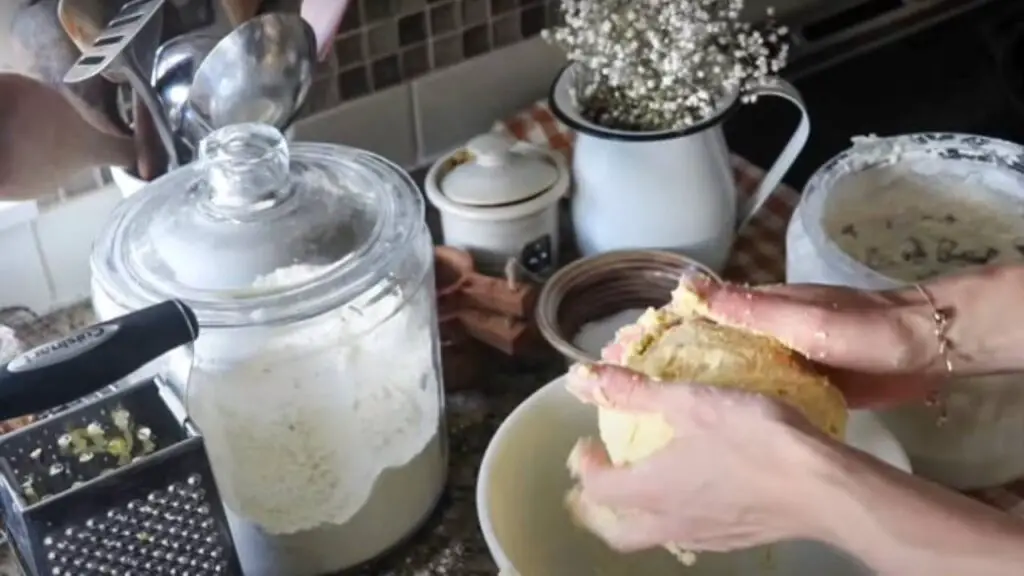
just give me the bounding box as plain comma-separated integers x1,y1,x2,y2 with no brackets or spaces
914,283,955,374
915,283,954,427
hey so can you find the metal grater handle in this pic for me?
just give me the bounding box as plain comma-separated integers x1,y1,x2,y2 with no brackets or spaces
0,301,199,420
62,0,167,85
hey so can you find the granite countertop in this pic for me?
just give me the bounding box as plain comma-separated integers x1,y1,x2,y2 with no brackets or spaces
0,303,564,576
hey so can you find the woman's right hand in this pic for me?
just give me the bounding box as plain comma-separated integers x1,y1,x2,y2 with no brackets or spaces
654,266,1024,408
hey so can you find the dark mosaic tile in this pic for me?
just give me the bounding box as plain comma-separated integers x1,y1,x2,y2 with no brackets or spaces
432,33,465,68
335,32,365,64
491,12,521,47
462,0,489,26
429,1,460,35
462,23,490,58
338,66,371,99
363,0,396,22
371,55,403,89
490,0,517,16
401,44,431,79
396,0,428,13
520,4,545,37
399,11,428,45
340,0,362,32
368,21,400,57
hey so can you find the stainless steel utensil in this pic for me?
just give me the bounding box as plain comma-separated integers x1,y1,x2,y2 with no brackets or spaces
12,0,126,140
57,0,123,82
152,32,220,88
189,12,315,131
64,0,181,169
153,33,219,132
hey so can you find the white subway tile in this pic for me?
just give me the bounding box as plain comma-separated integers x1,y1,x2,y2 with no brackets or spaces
291,84,419,167
33,186,123,310
0,222,53,313
0,201,39,232
411,36,566,162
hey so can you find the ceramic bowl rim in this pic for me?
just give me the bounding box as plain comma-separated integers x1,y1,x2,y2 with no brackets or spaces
475,375,572,572
535,250,722,364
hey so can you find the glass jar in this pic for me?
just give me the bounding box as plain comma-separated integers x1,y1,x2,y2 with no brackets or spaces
90,124,447,575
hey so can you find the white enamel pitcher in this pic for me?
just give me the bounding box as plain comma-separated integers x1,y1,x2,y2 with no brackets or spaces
550,63,811,272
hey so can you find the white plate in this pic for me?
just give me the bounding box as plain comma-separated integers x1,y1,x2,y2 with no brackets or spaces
477,376,912,576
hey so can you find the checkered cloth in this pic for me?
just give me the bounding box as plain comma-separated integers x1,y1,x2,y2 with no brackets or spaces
492,101,1024,515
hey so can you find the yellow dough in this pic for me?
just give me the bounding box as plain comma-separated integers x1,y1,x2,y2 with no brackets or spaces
599,283,847,466
568,282,848,564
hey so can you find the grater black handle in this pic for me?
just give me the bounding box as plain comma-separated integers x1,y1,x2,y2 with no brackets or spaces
0,300,199,420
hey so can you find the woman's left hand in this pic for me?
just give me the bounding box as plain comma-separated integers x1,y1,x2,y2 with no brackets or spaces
565,364,828,554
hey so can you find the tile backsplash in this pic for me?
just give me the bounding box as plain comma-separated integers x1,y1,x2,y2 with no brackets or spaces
304,0,563,114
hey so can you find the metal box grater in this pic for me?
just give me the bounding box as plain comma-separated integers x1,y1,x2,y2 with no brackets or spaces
0,301,242,575
0,378,243,575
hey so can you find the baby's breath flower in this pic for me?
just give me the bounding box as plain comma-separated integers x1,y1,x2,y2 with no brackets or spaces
543,0,789,131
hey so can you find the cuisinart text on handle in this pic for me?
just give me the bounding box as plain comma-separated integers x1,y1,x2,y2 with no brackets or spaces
5,324,120,373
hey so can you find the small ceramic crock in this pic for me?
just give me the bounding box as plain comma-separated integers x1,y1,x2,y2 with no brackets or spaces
425,133,570,277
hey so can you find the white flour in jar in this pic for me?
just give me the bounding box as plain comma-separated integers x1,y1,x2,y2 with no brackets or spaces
187,264,445,575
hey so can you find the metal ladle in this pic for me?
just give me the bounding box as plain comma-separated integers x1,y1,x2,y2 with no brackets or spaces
188,12,315,132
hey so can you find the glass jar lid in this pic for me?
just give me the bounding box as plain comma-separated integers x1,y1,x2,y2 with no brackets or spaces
92,123,424,326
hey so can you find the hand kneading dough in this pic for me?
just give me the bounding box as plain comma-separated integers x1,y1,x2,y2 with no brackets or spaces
567,282,847,565
598,283,847,468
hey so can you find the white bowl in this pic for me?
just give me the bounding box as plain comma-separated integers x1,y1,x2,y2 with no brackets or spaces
477,376,912,575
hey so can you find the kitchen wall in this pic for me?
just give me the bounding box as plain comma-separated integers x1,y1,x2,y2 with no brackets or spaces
0,0,568,314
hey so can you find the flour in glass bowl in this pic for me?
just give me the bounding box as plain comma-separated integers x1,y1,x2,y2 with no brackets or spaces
186,264,445,575
824,168,1024,282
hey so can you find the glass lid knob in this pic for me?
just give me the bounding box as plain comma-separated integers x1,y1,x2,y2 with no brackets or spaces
200,123,293,216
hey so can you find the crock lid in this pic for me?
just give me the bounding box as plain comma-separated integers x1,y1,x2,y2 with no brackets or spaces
91,123,424,326
440,133,559,206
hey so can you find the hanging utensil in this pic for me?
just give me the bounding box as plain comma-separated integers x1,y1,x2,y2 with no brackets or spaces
64,0,181,169
133,91,170,180
57,0,125,83
12,0,127,138
152,32,219,160
188,12,315,131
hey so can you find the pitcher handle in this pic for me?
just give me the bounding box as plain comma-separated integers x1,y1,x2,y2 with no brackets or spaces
736,78,811,231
